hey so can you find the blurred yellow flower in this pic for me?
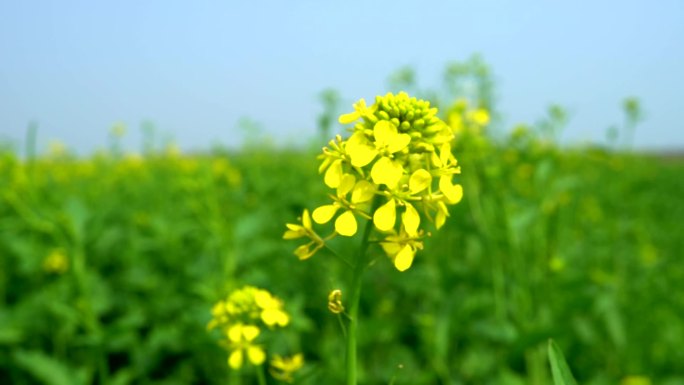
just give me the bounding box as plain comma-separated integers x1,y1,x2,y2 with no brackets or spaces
254,289,290,327
226,324,265,369
269,353,304,383
43,249,69,274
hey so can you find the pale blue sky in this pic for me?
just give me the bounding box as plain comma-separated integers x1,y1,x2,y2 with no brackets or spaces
1,1,682,154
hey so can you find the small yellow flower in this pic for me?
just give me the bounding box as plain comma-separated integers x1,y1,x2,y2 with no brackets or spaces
380,228,424,272
373,198,397,232
254,290,290,327
283,209,324,260
312,176,376,237
226,324,266,369
269,354,304,383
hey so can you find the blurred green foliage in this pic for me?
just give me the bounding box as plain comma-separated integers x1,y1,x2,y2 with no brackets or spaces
1,58,683,385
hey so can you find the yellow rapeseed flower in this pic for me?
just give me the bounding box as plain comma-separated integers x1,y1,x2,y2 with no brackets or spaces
285,92,463,271
254,289,290,327
283,209,324,260
269,353,304,383
208,286,293,371
226,323,266,369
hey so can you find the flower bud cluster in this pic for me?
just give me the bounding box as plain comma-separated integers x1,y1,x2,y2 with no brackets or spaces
285,92,463,271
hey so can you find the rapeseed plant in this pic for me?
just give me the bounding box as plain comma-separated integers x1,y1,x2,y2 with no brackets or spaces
208,285,303,383
284,92,462,385
286,91,463,272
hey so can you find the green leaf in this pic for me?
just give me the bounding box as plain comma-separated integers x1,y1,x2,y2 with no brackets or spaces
548,339,578,385
12,349,86,385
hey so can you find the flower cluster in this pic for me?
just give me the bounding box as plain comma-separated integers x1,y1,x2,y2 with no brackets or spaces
285,92,463,271
208,286,301,374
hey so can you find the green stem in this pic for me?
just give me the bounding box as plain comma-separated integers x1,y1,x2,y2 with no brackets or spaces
345,198,380,385
256,363,267,385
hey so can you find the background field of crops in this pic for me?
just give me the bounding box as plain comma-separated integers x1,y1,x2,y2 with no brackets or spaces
1,62,684,385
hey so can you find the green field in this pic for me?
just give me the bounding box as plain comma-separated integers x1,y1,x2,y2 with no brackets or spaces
2,70,684,385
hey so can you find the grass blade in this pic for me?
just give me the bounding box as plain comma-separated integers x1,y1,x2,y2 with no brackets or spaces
548,339,578,385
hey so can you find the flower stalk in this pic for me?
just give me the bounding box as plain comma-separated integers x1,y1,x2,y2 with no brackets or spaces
346,197,380,385
284,92,464,384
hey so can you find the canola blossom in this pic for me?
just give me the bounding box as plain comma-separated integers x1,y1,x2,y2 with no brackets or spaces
208,286,292,370
269,353,305,383
285,92,463,271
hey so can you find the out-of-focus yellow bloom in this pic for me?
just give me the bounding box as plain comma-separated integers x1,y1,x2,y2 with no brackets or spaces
226,323,265,369
208,286,290,330
468,108,490,126
43,249,69,274
48,141,68,158
269,353,304,383
208,286,293,371
254,289,290,327
327,289,344,314
110,123,127,137
447,99,491,138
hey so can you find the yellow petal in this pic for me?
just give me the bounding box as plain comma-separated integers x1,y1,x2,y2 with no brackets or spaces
339,111,360,125
283,223,306,239
247,346,266,365
373,120,395,145
346,132,378,167
318,156,332,174
337,173,356,197
402,203,420,236
227,324,242,342
275,311,290,326
380,240,402,257
439,143,454,166
394,244,415,272
351,180,376,203
242,325,260,341
335,210,357,236
374,120,410,153
371,157,404,188
228,350,244,369
430,151,442,168
302,209,312,230
439,176,463,204
312,204,338,224
435,201,449,229
294,242,318,260
373,198,396,232
324,159,343,188
409,169,432,194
